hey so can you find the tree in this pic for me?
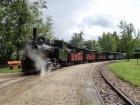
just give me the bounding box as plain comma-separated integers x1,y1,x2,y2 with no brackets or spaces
0,0,50,60
118,20,140,60
69,31,84,48
98,32,117,52
0,3,16,59
135,38,140,52
0,0,33,59
12,0,33,60
83,39,98,50
112,31,120,52
37,16,55,39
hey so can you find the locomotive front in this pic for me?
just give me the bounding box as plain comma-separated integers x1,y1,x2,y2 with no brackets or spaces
22,28,57,74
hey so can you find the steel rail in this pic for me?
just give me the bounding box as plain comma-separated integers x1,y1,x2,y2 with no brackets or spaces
92,65,105,105
99,65,135,105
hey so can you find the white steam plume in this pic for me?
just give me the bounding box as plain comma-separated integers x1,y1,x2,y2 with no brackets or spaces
25,44,52,76
25,0,38,6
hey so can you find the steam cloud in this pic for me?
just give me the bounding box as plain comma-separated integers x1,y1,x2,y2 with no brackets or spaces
25,0,38,6
25,44,52,76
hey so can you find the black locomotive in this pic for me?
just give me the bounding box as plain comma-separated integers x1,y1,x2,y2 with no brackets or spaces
22,28,68,74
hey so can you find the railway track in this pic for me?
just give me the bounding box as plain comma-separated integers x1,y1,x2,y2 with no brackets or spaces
93,63,135,105
0,68,65,104
0,73,26,85
0,77,20,85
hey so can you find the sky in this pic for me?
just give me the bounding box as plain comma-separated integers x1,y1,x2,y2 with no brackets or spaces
42,0,140,41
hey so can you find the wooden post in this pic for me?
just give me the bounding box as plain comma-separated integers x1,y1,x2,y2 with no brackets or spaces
10,65,17,70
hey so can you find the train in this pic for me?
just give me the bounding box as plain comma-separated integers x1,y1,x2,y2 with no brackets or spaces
22,28,124,74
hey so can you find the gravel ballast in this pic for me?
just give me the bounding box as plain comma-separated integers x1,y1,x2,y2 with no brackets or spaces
1,62,103,105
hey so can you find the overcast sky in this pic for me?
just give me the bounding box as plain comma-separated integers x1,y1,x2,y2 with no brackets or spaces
42,0,140,41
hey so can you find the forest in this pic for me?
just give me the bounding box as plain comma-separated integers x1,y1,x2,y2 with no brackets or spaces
0,0,140,60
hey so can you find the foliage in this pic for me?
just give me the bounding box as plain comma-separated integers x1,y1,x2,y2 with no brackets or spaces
118,21,140,60
69,31,84,48
0,0,34,59
83,40,94,49
112,31,120,52
132,52,140,59
0,0,55,60
109,59,140,87
98,32,117,52
135,38,140,52
0,5,16,59
0,67,21,73
37,16,55,39
83,40,99,50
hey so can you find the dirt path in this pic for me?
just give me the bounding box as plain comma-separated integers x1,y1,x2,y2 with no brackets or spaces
0,62,103,105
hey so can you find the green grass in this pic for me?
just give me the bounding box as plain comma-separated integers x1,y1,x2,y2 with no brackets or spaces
108,59,140,87
0,67,22,73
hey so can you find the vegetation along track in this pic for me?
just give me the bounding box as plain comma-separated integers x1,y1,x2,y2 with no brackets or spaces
93,63,135,105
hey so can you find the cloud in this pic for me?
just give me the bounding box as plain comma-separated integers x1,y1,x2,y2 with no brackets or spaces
42,0,140,41
79,14,115,29
42,0,98,41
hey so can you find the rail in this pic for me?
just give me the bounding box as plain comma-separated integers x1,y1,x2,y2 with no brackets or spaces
99,64,135,105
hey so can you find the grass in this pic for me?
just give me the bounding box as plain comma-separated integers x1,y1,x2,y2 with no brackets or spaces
0,67,22,73
108,59,140,87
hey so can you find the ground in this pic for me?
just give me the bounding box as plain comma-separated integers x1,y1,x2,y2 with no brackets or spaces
1,61,139,105
0,62,103,105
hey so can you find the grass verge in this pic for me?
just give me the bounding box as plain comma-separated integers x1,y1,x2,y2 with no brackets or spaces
0,67,22,73
108,59,140,87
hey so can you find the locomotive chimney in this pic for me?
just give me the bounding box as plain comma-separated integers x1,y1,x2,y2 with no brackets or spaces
33,28,37,41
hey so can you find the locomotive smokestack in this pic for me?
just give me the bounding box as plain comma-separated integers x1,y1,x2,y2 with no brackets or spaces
33,28,37,41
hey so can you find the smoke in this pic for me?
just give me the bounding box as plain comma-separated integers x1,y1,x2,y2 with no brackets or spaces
25,44,52,76
25,0,38,6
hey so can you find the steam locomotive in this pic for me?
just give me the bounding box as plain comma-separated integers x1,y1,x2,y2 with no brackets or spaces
22,28,123,74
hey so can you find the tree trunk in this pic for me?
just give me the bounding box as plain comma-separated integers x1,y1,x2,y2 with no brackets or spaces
127,55,129,61
16,49,21,60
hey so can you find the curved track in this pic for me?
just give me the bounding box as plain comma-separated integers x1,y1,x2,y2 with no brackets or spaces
93,62,135,105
